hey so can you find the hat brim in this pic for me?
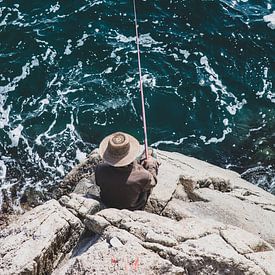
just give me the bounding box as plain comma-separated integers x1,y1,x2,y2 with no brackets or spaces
99,133,140,167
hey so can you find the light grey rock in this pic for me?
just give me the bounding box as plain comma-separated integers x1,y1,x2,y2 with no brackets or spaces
161,198,194,220
73,178,93,194
54,149,275,274
145,230,178,247
56,208,274,274
84,214,110,234
102,226,142,245
220,227,273,255
110,237,123,248
97,209,227,243
0,199,84,275
148,150,275,248
5,149,274,274
58,149,102,196
61,148,275,248
155,150,275,203
54,240,186,275
178,187,275,247
74,176,101,199
145,152,185,213
59,193,101,218
246,251,275,275
177,234,266,275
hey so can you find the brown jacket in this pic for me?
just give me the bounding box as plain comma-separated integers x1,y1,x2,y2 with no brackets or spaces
95,160,158,210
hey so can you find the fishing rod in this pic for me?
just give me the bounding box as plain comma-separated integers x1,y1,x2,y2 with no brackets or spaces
132,0,149,160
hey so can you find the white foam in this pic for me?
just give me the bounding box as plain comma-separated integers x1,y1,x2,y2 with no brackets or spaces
171,53,180,61
200,56,208,66
198,55,246,115
151,46,166,54
48,73,58,88
35,135,42,145
76,33,89,47
56,165,65,176
141,74,156,87
0,57,40,94
61,87,83,95
250,126,263,132
223,118,229,126
8,124,23,147
103,67,113,74
179,49,190,59
199,79,205,86
0,7,10,27
263,11,275,30
126,76,134,83
75,149,87,162
267,91,275,103
200,136,206,143
114,32,161,48
204,127,232,145
139,33,162,48
39,98,49,105
42,48,57,63
64,39,73,55
35,39,49,45
0,106,11,128
49,2,60,13
256,67,273,103
226,99,247,115
0,160,7,180
0,86,89,208
0,95,11,128
151,135,195,147
115,33,135,43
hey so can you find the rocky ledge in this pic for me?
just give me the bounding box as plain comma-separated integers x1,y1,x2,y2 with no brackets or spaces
1,150,275,274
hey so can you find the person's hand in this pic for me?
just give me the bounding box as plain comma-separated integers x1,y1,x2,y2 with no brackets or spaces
142,156,158,170
139,148,154,162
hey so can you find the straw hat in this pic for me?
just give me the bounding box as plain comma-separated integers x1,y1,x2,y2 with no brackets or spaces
99,132,140,167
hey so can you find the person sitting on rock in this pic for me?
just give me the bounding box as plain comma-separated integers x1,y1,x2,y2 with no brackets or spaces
95,132,159,210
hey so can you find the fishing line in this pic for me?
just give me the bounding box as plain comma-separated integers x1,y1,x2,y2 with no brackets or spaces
132,0,149,159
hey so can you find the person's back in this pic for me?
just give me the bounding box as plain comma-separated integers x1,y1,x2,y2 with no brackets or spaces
95,132,159,210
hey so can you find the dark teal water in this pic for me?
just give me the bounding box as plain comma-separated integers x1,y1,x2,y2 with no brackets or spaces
0,0,274,208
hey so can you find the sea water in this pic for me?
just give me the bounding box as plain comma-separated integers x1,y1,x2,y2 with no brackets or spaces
0,0,274,209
